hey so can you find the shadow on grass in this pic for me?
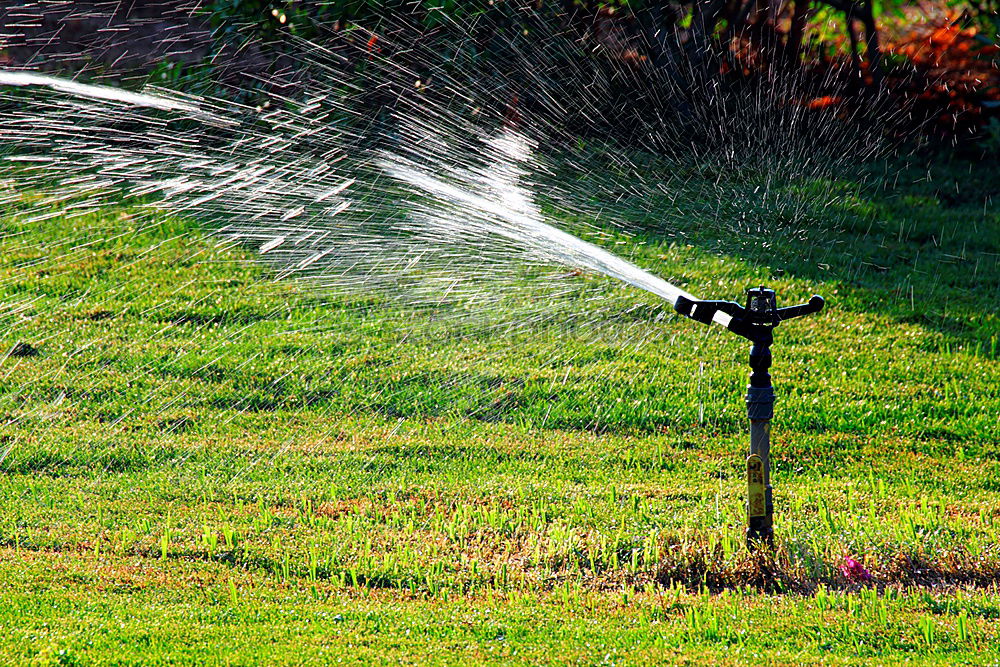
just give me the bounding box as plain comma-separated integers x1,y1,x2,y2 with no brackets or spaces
579,153,1000,359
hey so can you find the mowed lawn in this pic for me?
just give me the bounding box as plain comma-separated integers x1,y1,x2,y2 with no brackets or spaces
1,156,999,665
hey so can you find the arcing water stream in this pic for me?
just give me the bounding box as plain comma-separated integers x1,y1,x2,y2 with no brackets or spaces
377,135,727,326
0,69,728,325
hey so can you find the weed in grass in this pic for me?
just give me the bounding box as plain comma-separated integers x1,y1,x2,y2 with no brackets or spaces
957,609,971,642
917,615,939,651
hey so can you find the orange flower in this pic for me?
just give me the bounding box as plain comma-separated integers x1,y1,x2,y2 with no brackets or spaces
806,96,842,110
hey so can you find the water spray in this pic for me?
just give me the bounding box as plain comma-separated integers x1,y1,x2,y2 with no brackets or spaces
675,287,824,549
0,48,833,555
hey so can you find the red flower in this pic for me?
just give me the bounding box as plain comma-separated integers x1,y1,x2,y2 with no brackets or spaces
840,555,872,582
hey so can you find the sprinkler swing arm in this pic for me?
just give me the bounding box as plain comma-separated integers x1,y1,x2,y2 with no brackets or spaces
674,288,824,549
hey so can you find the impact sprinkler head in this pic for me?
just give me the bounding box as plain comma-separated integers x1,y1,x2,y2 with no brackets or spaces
673,286,825,549
674,286,824,346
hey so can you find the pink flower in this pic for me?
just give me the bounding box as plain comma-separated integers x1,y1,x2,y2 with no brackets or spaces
840,555,872,582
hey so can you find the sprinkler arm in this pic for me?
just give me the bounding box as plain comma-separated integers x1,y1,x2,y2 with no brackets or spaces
774,296,827,322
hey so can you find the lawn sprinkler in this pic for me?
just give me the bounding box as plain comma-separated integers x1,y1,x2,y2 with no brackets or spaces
674,287,824,549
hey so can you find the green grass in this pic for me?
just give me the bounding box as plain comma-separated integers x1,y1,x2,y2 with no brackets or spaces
1,154,999,665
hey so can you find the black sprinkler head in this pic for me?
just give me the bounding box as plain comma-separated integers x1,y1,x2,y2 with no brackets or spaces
675,286,824,345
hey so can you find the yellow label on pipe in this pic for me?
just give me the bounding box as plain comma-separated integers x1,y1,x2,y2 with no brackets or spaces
747,454,766,519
